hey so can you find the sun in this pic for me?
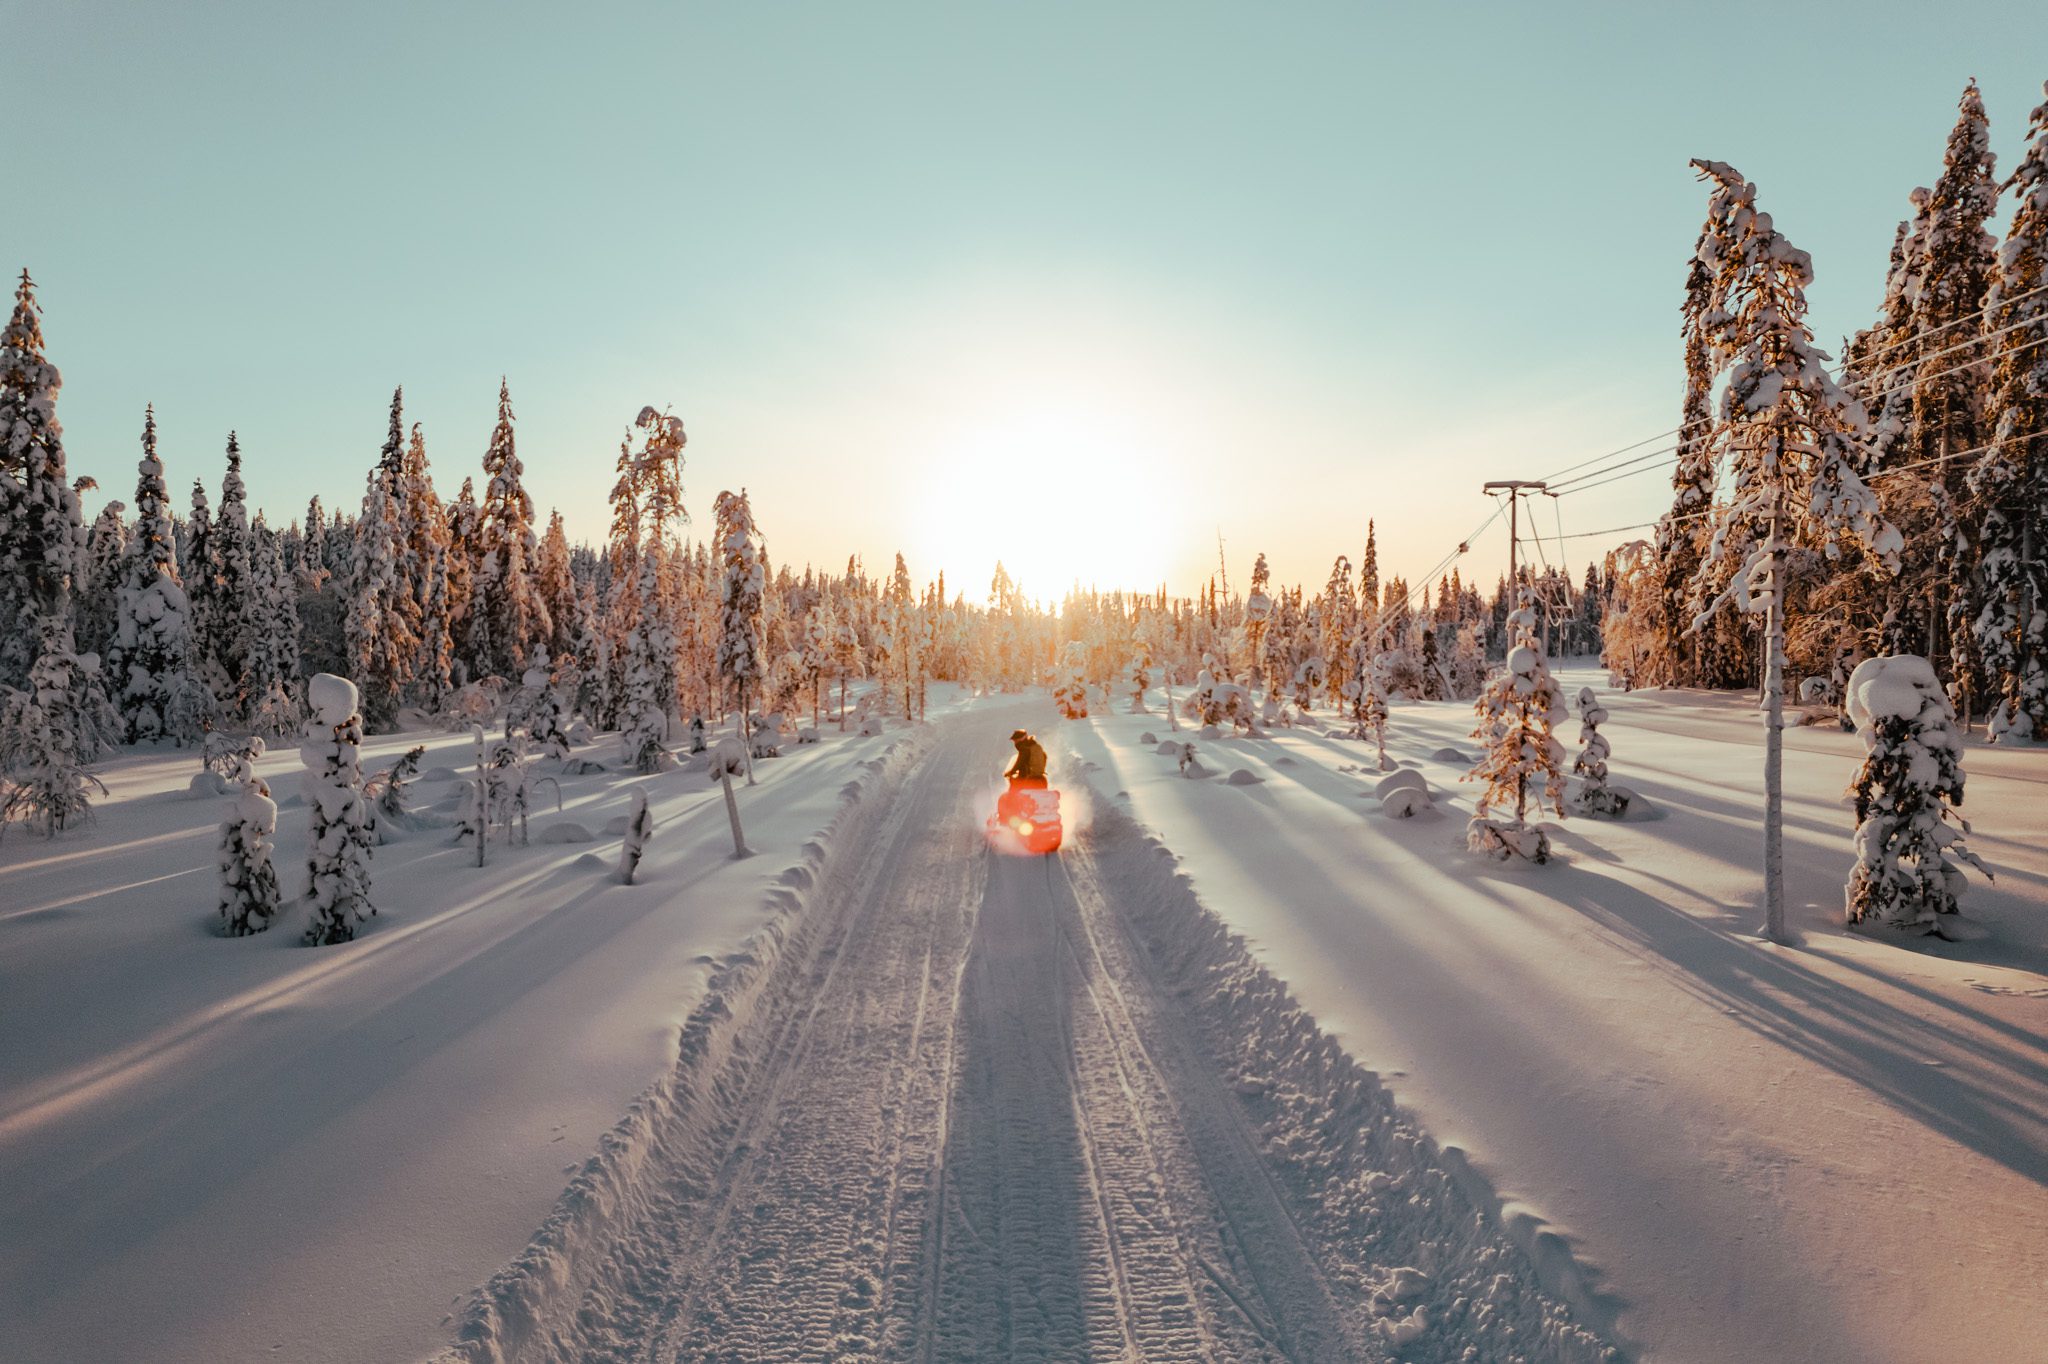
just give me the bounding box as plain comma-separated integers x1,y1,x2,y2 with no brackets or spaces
913,409,1174,601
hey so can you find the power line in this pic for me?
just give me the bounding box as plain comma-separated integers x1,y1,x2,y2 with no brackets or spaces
1551,328,2048,501
1544,419,2048,543
1533,287,2048,490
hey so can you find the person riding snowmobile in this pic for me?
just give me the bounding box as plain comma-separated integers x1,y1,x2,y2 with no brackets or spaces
1004,729,1048,788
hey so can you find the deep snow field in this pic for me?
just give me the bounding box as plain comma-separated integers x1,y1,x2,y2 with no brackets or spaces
0,686,966,1364
1,671,2043,1364
1068,665,2048,1364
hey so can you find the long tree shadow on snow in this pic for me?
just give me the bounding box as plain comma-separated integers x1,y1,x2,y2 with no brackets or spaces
1555,866,2048,1189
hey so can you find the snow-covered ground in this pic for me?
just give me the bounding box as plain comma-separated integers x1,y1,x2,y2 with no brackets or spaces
5,674,2043,1363
0,691,953,1364
1063,666,2048,1364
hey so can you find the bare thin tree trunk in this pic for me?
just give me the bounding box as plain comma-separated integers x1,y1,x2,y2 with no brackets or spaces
1762,522,1787,943
719,767,750,858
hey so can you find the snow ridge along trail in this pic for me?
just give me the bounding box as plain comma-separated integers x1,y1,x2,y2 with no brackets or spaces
445,707,1614,1363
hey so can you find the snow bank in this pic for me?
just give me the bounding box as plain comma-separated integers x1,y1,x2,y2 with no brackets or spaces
1070,793,1617,1361
439,730,929,1363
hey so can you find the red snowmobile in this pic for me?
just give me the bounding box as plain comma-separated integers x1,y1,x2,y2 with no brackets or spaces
990,777,1063,854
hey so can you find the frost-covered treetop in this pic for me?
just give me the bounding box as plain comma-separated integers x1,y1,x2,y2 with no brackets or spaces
1845,655,1954,740
308,672,361,728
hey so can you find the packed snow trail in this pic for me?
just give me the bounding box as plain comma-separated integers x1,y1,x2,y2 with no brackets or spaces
449,706,1611,1363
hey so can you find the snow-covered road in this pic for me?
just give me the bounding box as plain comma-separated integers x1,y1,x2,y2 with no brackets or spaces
447,705,1610,1363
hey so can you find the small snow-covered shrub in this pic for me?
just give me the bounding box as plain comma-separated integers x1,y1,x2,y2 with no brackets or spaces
218,763,280,936
1464,595,1566,862
1571,687,1629,817
1843,656,1990,930
1054,642,1089,719
367,745,426,823
511,652,571,760
202,730,267,780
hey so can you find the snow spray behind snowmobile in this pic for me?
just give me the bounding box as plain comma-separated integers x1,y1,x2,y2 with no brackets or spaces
989,776,1064,854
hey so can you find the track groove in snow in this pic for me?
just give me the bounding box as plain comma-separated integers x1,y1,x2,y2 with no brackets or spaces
444,709,1613,1362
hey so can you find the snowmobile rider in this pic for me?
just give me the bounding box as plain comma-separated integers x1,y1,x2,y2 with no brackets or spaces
1004,729,1049,789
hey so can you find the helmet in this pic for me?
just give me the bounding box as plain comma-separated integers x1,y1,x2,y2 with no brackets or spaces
1010,729,1030,742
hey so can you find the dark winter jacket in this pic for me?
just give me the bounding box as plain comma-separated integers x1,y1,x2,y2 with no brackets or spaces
1005,736,1048,781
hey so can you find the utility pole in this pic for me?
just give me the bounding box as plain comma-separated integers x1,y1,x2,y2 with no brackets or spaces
1483,480,1547,605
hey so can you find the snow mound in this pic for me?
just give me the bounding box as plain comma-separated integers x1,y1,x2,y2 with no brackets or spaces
421,766,462,784
1430,747,1471,764
559,758,607,776
566,720,595,745
1155,740,1183,756
1374,769,1428,802
1380,787,1435,819
185,771,229,798
1274,755,1297,766
602,814,631,837
1224,769,1264,786
307,673,359,727
536,822,595,844
571,852,606,872
1198,724,1222,740
1139,732,1158,745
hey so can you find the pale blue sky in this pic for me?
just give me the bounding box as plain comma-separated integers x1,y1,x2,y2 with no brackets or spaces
8,1,2043,597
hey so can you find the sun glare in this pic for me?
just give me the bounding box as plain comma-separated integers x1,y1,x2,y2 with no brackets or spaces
914,409,1174,601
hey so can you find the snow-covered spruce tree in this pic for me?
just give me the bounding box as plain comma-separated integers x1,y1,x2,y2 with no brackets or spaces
78,498,126,665
468,380,549,680
619,550,671,772
1913,82,2001,712
0,270,86,691
1465,593,1568,862
212,432,258,718
1843,655,1988,930
889,552,918,719
1127,644,1152,712
1685,161,1902,941
442,475,479,682
536,509,579,663
1571,686,1628,817
0,269,119,781
619,789,652,884
1054,640,1090,718
800,597,834,731
1244,553,1273,686
217,758,280,936
302,673,374,944
110,406,208,744
0,617,109,835
1972,82,2048,743
184,476,226,698
715,488,765,779
1361,649,1392,770
245,516,303,738
396,421,451,707
345,393,420,731
1358,522,1380,648
514,647,570,759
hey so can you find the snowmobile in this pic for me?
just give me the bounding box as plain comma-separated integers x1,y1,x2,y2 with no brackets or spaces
989,777,1063,854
